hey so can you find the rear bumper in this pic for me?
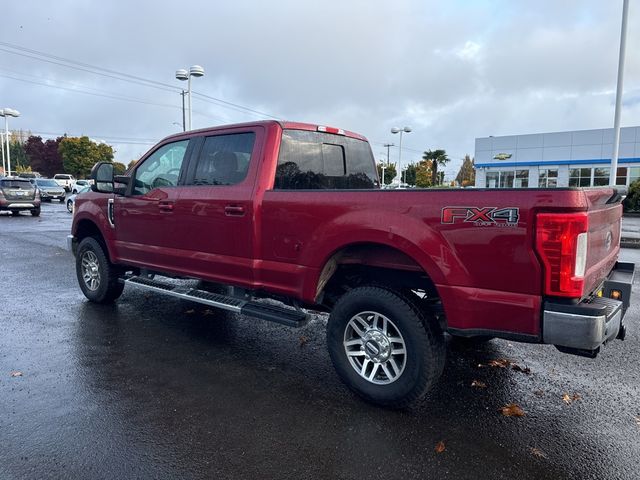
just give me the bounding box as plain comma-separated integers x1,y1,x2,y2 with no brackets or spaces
543,262,634,356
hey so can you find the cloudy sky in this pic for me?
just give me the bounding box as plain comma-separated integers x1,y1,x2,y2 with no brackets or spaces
1,0,639,179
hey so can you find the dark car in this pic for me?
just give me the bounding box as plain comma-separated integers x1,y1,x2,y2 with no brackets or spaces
34,178,67,202
0,177,41,216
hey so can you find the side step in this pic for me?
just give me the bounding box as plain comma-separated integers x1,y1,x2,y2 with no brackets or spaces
124,276,309,327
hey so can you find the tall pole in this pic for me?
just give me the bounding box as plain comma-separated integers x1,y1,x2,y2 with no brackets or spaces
384,143,394,166
610,0,629,186
181,90,186,132
5,116,11,177
187,75,192,131
1,131,5,175
399,131,404,185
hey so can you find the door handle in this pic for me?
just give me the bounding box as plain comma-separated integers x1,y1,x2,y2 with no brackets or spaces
224,205,245,216
159,201,174,212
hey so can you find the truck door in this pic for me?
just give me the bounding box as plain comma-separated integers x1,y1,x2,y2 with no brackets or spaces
113,138,192,270
171,127,262,285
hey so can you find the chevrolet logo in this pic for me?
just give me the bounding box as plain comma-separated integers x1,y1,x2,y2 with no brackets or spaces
493,153,513,160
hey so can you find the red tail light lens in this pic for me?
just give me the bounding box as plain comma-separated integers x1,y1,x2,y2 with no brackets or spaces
535,212,589,298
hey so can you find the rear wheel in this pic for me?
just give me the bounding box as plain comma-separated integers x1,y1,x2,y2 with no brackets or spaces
327,286,445,408
66,200,73,213
76,237,124,303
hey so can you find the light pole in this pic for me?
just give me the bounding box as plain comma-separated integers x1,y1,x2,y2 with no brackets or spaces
0,130,5,175
383,143,394,165
0,108,20,177
176,65,205,131
609,0,629,186
381,164,387,187
391,126,411,185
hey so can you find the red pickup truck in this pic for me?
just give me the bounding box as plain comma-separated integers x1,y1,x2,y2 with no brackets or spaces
68,120,634,408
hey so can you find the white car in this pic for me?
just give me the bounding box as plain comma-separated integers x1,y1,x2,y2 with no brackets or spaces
53,174,76,192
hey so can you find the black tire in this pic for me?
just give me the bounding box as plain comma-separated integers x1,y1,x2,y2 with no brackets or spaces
327,286,445,408
60,198,66,203
11,210,20,216
66,200,73,213
76,237,124,303
30,207,40,217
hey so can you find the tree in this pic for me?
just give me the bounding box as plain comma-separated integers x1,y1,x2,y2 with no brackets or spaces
415,161,432,187
127,160,138,171
422,149,449,186
404,163,417,186
376,162,397,185
59,136,114,178
624,180,640,212
8,139,28,173
24,135,65,177
455,154,475,187
113,162,127,175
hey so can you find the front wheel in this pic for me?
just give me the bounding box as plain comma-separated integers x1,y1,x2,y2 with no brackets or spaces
327,286,445,408
66,200,73,213
76,237,124,303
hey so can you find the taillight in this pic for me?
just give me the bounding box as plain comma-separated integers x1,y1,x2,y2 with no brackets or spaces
535,212,589,298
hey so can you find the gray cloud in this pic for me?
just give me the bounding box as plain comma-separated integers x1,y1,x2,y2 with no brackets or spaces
1,0,638,179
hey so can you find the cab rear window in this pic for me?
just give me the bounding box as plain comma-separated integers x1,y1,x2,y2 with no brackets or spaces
0,180,33,189
274,130,378,190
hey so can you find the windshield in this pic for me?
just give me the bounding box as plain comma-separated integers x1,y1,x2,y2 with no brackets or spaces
36,179,60,187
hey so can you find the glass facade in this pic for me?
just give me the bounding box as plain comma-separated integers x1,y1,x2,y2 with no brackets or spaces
539,168,558,187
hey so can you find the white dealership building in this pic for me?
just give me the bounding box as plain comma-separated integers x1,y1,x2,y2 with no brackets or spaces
474,126,640,188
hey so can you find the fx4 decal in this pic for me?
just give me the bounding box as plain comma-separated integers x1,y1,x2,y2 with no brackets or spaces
441,207,519,226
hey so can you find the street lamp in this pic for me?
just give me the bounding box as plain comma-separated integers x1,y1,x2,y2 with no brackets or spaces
380,164,387,187
0,108,20,177
391,126,411,185
176,65,205,131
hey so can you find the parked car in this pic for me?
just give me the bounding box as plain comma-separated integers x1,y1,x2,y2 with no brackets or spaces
66,185,91,213
18,172,42,179
0,177,41,216
71,180,91,194
53,174,76,192
34,178,66,202
69,120,634,408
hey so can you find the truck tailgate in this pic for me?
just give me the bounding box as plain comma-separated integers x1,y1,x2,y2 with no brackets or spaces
583,190,623,297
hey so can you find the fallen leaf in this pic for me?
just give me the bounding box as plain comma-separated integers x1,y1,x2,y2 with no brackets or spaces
202,309,215,316
10,371,22,377
184,309,195,315
511,364,532,375
434,441,446,453
634,416,640,427
562,393,581,405
299,336,309,347
530,447,547,459
471,380,487,388
500,403,526,417
488,358,512,368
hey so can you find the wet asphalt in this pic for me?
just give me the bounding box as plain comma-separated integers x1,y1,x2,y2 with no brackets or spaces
1,202,639,480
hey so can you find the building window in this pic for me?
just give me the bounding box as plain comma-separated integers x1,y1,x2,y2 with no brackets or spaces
486,171,499,188
539,168,558,187
616,167,627,186
626,167,640,186
593,167,610,187
515,170,529,188
569,167,592,187
499,170,514,188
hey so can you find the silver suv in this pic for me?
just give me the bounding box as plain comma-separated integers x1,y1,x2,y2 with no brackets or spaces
0,177,41,216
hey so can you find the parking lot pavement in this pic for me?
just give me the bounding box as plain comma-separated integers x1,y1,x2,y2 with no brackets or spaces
1,201,639,480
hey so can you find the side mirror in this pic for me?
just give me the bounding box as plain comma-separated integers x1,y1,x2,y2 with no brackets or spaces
90,162,114,193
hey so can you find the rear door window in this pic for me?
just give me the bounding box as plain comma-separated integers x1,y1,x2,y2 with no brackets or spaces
274,130,378,189
187,132,256,186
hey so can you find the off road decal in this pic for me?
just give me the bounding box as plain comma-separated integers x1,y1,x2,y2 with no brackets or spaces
441,207,519,227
